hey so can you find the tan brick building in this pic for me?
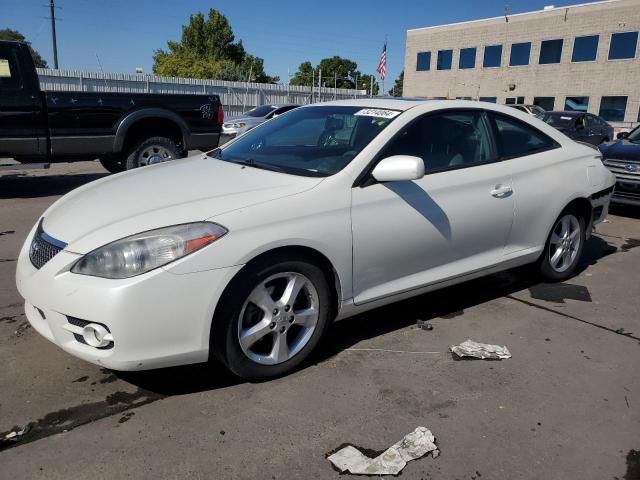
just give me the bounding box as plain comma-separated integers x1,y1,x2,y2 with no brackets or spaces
403,0,640,128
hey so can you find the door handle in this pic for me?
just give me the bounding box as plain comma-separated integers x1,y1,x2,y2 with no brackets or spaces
490,184,513,197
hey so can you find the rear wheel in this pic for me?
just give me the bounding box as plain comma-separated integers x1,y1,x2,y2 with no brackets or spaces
539,210,585,281
212,257,332,381
125,136,182,170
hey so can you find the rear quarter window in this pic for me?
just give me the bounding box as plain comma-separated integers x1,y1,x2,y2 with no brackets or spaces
490,113,559,159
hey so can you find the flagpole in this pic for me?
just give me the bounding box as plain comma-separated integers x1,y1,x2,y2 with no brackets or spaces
382,35,387,96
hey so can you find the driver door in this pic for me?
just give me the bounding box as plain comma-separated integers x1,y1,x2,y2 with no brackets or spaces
351,110,514,304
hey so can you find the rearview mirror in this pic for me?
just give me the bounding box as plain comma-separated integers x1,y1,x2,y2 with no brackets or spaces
371,155,425,182
617,131,629,140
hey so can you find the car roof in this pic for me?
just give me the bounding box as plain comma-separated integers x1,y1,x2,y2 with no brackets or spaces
305,98,541,116
544,111,583,117
270,103,299,108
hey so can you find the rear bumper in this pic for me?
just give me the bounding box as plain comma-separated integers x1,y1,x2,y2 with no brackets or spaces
188,132,221,151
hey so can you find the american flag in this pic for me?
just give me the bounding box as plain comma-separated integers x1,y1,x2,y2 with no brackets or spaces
376,42,387,80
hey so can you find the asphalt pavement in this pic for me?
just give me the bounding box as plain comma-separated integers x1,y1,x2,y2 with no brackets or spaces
1,160,639,480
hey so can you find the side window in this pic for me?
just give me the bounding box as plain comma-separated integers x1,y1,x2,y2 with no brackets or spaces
490,113,558,159
382,110,497,174
0,48,21,89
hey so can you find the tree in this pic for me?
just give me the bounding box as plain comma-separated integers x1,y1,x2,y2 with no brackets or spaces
289,57,378,94
289,61,314,86
388,70,403,96
153,9,278,83
0,28,48,68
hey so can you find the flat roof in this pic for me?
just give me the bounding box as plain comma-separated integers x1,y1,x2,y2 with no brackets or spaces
407,0,621,33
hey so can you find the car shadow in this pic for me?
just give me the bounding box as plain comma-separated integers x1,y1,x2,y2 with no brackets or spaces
0,172,108,199
117,234,618,394
609,204,640,220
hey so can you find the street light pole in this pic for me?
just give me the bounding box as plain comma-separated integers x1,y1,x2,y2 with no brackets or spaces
50,0,59,69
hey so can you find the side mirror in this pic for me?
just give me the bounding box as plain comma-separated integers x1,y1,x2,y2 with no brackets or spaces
371,155,425,182
617,131,629,140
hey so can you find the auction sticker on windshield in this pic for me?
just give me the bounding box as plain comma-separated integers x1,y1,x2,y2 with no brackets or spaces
354,108,401,119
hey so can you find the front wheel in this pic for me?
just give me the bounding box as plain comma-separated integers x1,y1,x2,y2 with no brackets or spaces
539,211,585,281
212,258,332,381
99,155,126,174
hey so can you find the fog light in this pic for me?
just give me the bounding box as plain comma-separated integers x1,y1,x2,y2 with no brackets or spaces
81,323,112,348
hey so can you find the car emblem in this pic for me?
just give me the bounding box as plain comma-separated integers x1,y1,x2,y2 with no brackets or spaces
626,164,638,173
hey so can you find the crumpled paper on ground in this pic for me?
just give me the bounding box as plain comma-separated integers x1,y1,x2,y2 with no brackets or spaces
450,339,511,360
327,426,439,475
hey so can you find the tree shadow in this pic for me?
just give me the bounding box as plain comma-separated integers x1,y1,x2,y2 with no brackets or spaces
0,172,108,199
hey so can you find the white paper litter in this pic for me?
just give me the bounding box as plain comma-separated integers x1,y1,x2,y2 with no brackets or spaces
450,339,511,360
327,426,439,475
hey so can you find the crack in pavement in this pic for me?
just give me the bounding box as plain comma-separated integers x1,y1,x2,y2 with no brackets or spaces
0,388,165,453
507,295,639,341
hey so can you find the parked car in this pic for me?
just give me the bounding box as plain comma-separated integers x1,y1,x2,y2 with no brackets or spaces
0,40,224,173
16,99,615,380
221,103,299,139
598,125,640,206
536,111,614,146
508,104,545,116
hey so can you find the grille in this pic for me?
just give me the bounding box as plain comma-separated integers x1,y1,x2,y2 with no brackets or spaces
603,158,640,181
29,221,66,270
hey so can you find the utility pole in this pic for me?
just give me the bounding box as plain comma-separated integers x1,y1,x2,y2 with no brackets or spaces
334,72,337,100
50,0,59,69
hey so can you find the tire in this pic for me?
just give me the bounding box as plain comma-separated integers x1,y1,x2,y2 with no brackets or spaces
212,256,332,381
539,209,586,282
125,136,181,170
99,155,126,174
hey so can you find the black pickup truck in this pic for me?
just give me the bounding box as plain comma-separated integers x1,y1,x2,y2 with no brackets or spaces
0,41,223,173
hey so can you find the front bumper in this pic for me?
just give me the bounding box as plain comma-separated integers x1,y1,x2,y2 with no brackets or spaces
16,231,242,371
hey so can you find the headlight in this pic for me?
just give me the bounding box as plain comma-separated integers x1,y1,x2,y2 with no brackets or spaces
71,222,227,279
224,122,246,129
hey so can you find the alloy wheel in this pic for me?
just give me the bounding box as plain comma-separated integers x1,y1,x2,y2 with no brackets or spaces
237,272,319,365
548,214,581,273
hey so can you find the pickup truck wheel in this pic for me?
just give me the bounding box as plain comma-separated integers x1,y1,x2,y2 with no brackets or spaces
125,136,181,170
99,155,126,174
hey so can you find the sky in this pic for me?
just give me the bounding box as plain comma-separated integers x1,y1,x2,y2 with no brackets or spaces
1,0,600,89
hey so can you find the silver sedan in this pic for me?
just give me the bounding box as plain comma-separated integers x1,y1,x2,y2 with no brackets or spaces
222,103,299,140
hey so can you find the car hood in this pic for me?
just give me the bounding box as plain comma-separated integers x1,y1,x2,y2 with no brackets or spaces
42,155,323,254
599,139,640,161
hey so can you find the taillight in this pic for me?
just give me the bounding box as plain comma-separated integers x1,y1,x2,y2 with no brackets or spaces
217,104,224,126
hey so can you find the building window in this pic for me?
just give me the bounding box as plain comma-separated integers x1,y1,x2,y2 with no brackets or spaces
505,96,525,105
509,42,531,66
599,96,627,122
483,45,502,67
609,32,638,60
416,51,431,71
459,47,476,69
539,39,563,64
572,35,599,62
479,97,497,103
565,96,589,112
534,97,555,111
437,49,453,70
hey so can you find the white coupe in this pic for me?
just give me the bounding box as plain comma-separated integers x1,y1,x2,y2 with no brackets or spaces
16,99,615,380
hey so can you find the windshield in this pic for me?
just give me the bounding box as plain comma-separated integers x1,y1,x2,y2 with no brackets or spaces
536,112,575,128
245,105,277,118
627,125,640,143
210,106,399,177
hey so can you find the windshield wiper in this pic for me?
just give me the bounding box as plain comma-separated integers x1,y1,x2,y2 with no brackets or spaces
227,157,287,173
